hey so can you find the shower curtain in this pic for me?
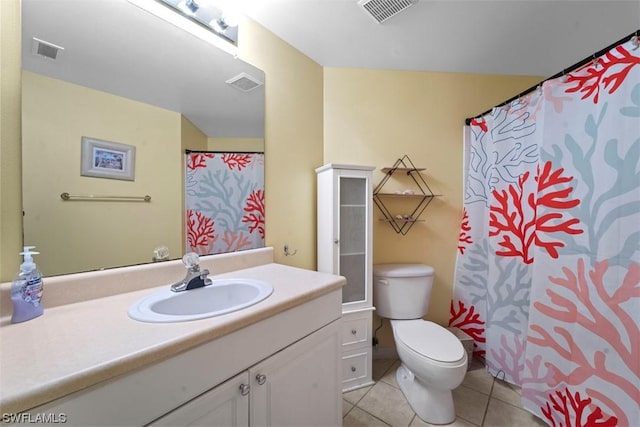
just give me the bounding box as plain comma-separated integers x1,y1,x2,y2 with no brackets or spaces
185,152,265,255
451,37,639,426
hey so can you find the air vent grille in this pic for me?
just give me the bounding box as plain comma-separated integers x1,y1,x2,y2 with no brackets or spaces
226,72,263,92
31,37,64,60
358,0,417,23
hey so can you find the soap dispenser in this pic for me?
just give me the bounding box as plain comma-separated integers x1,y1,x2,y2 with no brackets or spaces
10,246,44,323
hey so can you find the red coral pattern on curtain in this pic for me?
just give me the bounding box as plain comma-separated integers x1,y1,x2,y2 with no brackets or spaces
187,153,214,170
452,36,639,427
242,189,265,239
489,162,583,264
541,388,618,427
186,209,215,251
449,300,486,357
222,153,253,171
185,152,265,255
458,208,473,254
566,45,640,103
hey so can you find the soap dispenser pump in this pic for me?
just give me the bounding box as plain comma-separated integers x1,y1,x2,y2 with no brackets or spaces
10,246,44,323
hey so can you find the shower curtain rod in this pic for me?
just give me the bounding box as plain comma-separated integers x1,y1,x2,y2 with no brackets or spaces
464,29,639,125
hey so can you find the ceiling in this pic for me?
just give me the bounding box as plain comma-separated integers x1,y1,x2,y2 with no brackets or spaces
22,0,265,138
243,0,640,78
21,0,639,139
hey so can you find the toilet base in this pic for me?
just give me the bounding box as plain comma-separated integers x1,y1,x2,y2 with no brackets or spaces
396,364,456,425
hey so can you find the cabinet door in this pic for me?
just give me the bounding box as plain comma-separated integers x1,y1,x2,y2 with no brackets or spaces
249,319,342,427
339,174,370,309
149,372,249,427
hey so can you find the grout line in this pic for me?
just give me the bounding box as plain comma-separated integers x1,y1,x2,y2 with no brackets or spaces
347,404,393,427
342,381,375,408
343,399,356,420
369,411,394,427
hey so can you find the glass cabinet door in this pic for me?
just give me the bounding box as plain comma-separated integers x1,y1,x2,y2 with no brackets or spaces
339,176,367,305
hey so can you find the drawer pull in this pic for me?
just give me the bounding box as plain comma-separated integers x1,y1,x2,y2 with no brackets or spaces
351,329,357,335
239,383,250,396
351,366,356,372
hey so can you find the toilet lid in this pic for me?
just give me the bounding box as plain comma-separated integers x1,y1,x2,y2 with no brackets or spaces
373,264,434,278
394,321,465,363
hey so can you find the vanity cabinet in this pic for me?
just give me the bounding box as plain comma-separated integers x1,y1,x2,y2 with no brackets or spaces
316,164,375,391
150,319,341,426
21,290,342,427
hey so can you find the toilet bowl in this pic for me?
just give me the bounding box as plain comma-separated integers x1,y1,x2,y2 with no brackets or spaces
373,264,468,425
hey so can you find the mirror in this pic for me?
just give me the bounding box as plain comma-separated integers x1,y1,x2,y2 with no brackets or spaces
21,0,265,277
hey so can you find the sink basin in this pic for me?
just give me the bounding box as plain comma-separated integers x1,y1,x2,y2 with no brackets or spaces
128,278,273,323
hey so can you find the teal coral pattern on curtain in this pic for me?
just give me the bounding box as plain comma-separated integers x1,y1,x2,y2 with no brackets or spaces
185,152,265,255
452,36,640,426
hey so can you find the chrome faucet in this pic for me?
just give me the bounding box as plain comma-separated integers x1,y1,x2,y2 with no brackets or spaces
170,253,213,292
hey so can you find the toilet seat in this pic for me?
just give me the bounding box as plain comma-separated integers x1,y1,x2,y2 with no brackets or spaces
393,320,465,363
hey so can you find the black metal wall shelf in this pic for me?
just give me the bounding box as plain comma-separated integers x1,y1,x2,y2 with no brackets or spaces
373,155,440,235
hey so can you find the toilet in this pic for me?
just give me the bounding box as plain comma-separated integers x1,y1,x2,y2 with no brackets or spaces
373,264,467,425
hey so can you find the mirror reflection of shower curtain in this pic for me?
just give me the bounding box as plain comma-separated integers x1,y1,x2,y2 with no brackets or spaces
185,152,265,255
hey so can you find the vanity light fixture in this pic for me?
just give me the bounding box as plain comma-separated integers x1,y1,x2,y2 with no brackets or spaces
177,0,199,16
126,0,237,56
211,17,230,32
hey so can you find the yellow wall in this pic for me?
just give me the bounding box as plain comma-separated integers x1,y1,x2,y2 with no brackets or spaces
238,21,324,269
180,115,208,252
0,0,23,282
208,137,264,153
22,72,183,276
181,116,208,152
323,68,542,345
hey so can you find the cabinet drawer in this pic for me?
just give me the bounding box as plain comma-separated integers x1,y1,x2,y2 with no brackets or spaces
342,314,370,347
342,351,369,384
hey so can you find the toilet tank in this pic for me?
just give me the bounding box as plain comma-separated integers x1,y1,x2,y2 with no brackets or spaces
373,264,435,319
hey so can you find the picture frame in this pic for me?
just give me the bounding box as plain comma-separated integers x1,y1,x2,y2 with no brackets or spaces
81,137,135,181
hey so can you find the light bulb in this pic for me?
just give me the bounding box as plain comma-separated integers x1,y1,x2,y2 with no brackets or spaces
221,10,241,27
178,0,199,16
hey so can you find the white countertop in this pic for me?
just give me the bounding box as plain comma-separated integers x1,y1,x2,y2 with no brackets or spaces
0,253,345,414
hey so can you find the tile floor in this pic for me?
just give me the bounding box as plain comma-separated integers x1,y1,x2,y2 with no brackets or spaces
342,358,547,427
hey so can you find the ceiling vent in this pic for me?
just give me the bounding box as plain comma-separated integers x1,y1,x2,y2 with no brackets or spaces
358,0,417,23
226,72,263,92
31,37,64,60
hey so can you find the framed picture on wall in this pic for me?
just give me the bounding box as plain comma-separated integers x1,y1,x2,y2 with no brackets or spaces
81,136,136,181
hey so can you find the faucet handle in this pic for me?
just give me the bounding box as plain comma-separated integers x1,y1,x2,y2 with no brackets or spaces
182,252,200,269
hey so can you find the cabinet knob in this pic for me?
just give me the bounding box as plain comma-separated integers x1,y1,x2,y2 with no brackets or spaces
351,329,357,335
351,366,356,372
334,239,340,245
256,374,267,385
239,383,250,396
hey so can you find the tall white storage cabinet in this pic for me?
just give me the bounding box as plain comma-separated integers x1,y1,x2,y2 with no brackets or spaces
316,164,375,392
